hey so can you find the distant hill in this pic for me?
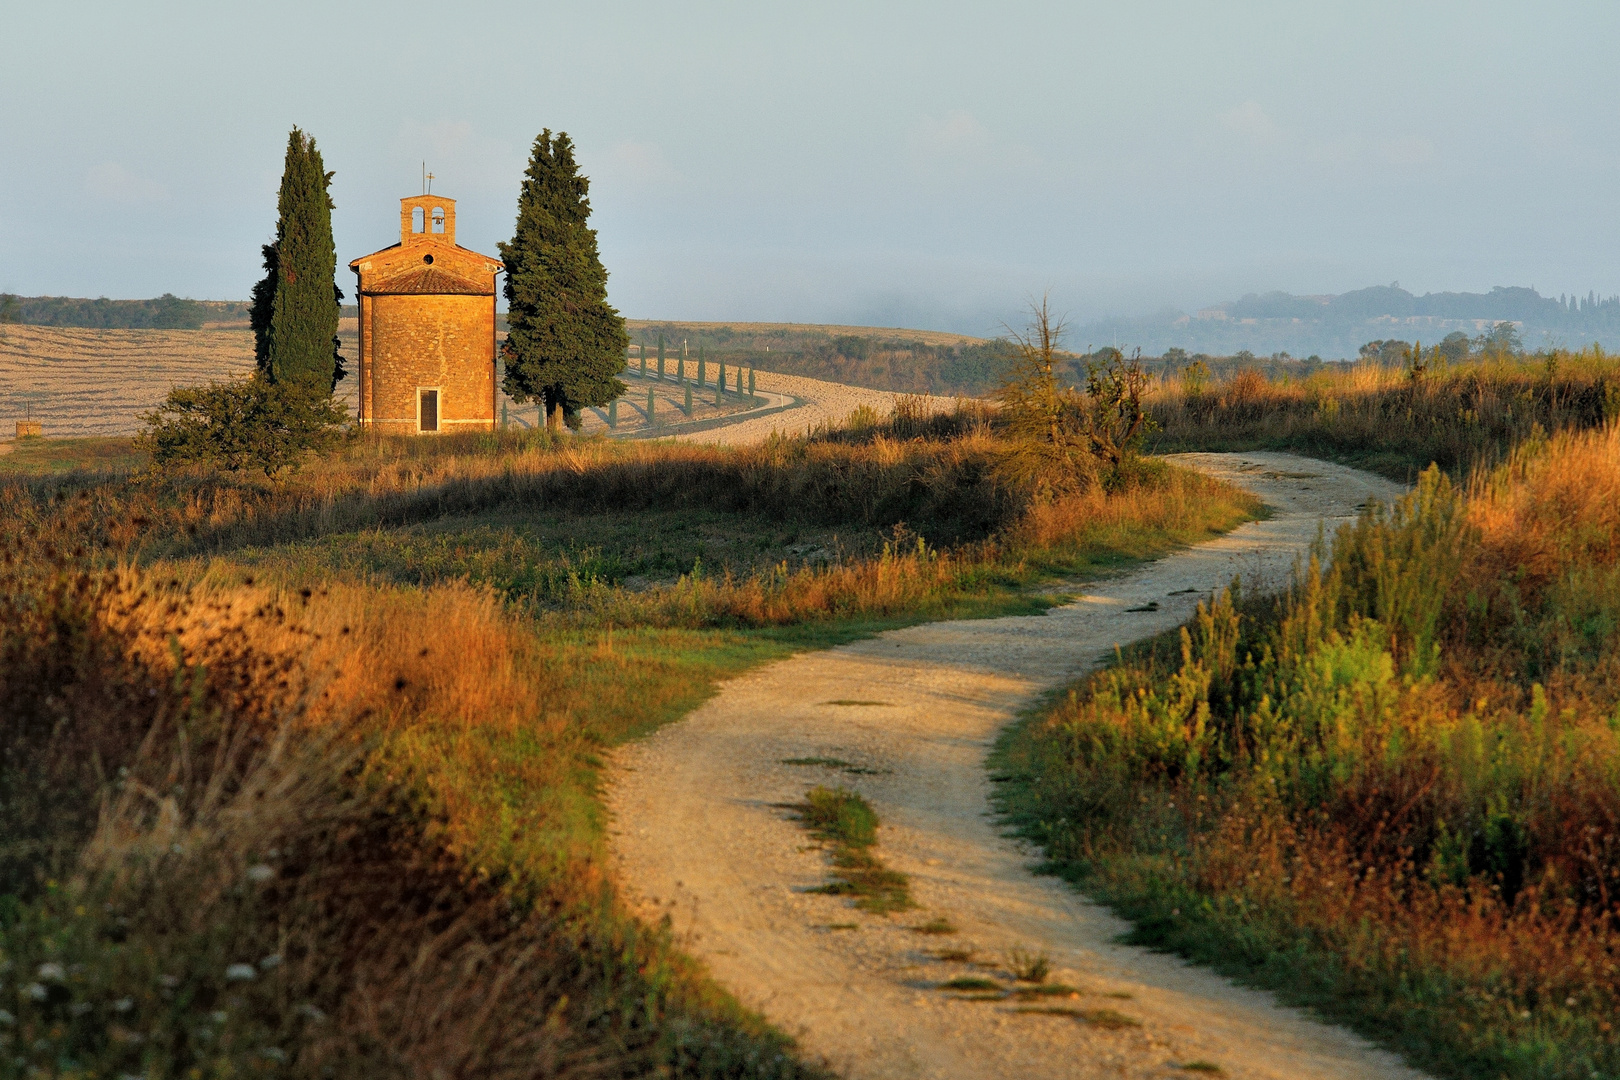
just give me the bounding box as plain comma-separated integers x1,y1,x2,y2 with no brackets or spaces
1078,285,1620,359
2,295,250,331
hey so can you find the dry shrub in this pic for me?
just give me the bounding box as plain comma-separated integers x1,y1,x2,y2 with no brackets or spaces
1466,424,1620,595
66,425,1023,558
0,517,813,1078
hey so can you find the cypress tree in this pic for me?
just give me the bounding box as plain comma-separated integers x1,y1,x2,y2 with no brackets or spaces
251,128,344,393
500,130,627,431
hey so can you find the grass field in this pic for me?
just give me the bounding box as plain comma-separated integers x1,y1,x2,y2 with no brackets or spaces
999,353,1620,1079
0,401,1259,1077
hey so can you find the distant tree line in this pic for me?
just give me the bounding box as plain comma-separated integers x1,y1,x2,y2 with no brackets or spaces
1111,319,1536,388
0,294,250,330
1081,284,1620,359
1225,284,1620,327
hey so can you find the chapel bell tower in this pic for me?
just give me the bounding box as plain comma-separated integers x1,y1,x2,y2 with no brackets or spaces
349,192,504,434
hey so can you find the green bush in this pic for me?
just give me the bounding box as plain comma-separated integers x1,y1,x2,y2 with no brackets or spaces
136,377,353,476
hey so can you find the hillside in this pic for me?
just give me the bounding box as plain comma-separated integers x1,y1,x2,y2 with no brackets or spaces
0,324,354,438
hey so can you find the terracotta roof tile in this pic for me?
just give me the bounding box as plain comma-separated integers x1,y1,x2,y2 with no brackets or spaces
364,265,491,296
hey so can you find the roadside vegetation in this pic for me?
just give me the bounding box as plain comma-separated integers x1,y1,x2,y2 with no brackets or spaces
1145,343,1620,479
0,352,1258,1077
996,422,1620,1079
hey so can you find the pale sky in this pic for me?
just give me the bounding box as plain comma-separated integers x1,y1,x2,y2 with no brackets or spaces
4,1,1617,335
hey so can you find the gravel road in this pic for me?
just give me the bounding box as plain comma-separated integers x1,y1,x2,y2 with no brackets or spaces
608,453,1427,1080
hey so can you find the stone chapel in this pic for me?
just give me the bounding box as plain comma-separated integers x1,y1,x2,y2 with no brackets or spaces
349,194,504,433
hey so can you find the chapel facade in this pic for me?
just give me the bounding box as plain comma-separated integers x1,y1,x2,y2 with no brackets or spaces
349,195,504,433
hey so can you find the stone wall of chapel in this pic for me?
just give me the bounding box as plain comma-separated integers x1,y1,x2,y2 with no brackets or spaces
366,293,495,433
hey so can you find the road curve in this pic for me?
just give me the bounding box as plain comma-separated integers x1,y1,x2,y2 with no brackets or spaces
607,453,1426,1080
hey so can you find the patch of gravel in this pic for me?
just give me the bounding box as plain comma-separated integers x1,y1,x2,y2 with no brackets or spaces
608,453,1430,1080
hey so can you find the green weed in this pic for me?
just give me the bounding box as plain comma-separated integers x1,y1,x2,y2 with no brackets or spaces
780,757,891,776
1010,984,1082,1000
910,917,957,935
798,787,912,914
1006,944,1052,983
1076,1009,1140,1030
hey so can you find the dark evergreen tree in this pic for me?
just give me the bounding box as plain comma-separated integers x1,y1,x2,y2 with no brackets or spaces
251,128,344,392
500,130,627,431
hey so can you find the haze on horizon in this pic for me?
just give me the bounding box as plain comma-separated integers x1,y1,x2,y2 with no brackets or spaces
4,1,1617,339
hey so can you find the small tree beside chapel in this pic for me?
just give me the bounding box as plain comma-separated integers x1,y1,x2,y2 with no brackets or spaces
500,130,627,430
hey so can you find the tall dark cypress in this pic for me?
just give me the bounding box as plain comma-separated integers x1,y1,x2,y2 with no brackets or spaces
500,130,627,430
251,128,344,392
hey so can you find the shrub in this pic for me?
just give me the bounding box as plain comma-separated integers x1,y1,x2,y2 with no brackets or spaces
136,376,353,476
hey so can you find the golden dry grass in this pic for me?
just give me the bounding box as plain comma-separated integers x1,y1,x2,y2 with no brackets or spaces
1144,347,1620,478
0,398,1264,1076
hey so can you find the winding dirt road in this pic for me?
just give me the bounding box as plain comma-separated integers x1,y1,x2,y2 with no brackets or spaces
608,453,1427,1080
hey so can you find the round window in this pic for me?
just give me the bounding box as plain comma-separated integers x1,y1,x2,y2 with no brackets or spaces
422,254,434,265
